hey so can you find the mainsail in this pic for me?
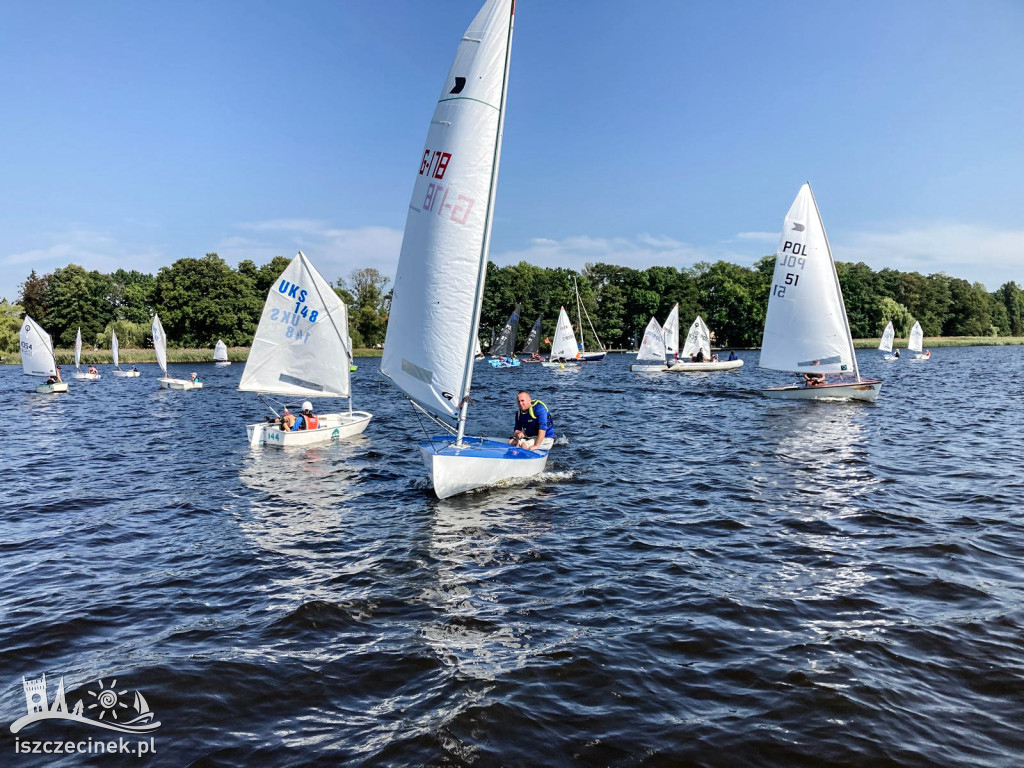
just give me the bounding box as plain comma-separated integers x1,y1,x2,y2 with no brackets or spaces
74,328,83,370
662,304,680,359
214,339,228,362
908,321,923,353
239,252,352,398
20,316,57,378
636,317,666,363
380,0,515,428
759,183,859,378
491,305,520,357
151,314,168,377
550,307,580,360
879,321,895,353
521,315,543,355
112,330,120,368
681,316,711,360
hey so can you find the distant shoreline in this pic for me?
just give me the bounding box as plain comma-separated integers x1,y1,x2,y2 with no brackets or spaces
3,337,1023,366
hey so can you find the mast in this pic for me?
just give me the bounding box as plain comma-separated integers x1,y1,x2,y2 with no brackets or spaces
455,0,515,444
809,183,861,383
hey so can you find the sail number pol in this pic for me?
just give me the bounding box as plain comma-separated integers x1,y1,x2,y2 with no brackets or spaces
772,245,807,299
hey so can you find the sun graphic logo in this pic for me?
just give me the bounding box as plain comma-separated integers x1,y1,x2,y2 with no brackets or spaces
88,679,128,721
9,673,161,735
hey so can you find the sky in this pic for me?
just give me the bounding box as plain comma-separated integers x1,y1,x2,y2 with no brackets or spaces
2,0,1023,303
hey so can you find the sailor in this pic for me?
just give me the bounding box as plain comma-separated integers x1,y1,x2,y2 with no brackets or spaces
295,401,319,430
46,365,63,384
893,349,900,359
88,365,99,374
509,390,555,451
190,371,201,384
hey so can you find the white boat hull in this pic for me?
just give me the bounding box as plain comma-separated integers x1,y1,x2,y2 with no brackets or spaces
113,370,141,377
420,436,550,499
35,382,69,394
73,372,101,380
541,361,579,369
762,379,881,402
215,361,231,366
910,353,930,362
630,363,667,372
881,355,899,363
247,411,372,447
667,359,744,372
159,378,203,390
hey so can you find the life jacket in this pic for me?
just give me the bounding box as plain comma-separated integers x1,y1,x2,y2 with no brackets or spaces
515,400,555,438
301,413,319,430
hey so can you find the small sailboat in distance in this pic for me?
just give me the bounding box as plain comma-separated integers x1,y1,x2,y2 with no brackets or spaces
542,307,582,368
153,314,202,390
21,316,69,393
760,184,880,401
214,339,231,366
111,330,140,377
573,276,606,361
519,315,546,362
879,321,899,362
668,315,743,371
72,328,101,379
908,320,930,361
488,304,521,367
630,316,667,372
381,0,548,499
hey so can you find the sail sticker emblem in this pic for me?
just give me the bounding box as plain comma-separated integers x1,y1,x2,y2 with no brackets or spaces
791,223,805,231
450,77,466,94
441,391,454,401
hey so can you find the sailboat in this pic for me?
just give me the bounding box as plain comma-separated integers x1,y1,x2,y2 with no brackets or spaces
380,0,548,499
488,304,521,367
878,321,899,362
573,276,606,361
21,316,69,393
662,304,680,363
542,307,582,368
111,330,140,377
519,315,546,362
474,336,485,361
213,339,231,366
152,314,202,390
239,252,372,447
907,320,930,361
72,328,101,379
668,315,744,371
630,316,667,372
760,184,880,401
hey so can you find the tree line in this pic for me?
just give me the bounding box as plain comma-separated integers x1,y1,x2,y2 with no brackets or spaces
2,252,1022,357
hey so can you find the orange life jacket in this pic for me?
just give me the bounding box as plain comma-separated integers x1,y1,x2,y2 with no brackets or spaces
301,413,319,430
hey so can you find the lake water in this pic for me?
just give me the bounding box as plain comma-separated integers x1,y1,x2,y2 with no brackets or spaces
1,348,1022,766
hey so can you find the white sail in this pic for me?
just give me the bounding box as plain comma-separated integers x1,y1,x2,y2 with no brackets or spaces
239,252,352,398
381,0,515,423
20,315,57,378
550,306,580,360
151,314,168,377
760,184,858,377
908,321,923,353
879,321,895,353
74,328,83,370
112,330,120,368
214,339,228,362
662,304,679,358
474,336,483,357
636,317,666,362
681,315,712,359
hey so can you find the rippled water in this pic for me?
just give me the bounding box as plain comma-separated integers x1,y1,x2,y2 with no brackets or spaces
1,348,1022,767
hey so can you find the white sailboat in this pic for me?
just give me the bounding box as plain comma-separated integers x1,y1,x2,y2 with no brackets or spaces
573,276,606,361
21,316,68,393
239,252,372,447
152,314,202,390
907,320,930,361
668,315,744,371
878,321,899,362
542,307,582,368
72,328,101,379
760,184,880,401
630,316,667,372
380,0,548,499
662,303,680,363
111,330,140,377
214,339,231,366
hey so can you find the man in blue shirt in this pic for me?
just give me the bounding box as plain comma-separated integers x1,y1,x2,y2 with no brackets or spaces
510,390,555,451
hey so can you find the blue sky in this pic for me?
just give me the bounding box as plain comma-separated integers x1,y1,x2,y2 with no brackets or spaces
2,0,1023,303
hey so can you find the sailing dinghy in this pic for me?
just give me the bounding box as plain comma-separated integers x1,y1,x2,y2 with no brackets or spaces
519,315,546,361
488,305,521,367
668,315,743,371
878,321,899,362
381,0,549,499
72,328,101,379
907,321,930,361
21,316,69,393
542,307,582,368
152,314,202,390
111,330,140,376
214,339,231,366
573,277,606,361
239,252,372,447
760,184,880,401
630,316,668,372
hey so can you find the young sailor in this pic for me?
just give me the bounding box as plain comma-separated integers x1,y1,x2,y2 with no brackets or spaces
509,390,555,451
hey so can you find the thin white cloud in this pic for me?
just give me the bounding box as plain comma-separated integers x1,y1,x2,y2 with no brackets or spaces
492,233,738,271
735,231,780,242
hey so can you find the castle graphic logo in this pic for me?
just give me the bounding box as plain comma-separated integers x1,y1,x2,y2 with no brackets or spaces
10,673,161,735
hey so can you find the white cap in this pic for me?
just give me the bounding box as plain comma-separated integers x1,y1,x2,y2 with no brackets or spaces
302,401,313,411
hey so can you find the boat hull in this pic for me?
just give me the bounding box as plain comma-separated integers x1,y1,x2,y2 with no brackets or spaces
630,363,667,372
420,436,550,499
35,382,69,394
73,372,101,380
488,357,520,368
762,379,881,402
667,359,744,372
881,355,899,363
159,378,203,390
910,354,930,362
579,352,605,362
247,411,372,447
541,361,579,369
215,361,231,366
112,370,141,377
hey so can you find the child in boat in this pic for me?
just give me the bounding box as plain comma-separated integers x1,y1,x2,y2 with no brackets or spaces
46,366,63,384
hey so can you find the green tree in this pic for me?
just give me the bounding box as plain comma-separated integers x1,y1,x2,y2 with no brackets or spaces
109,269,155,324
996,281,1024,335
0,300,24,354
41,265,113,346
835,262,881,338
18,270,50,325
341,267,391,347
